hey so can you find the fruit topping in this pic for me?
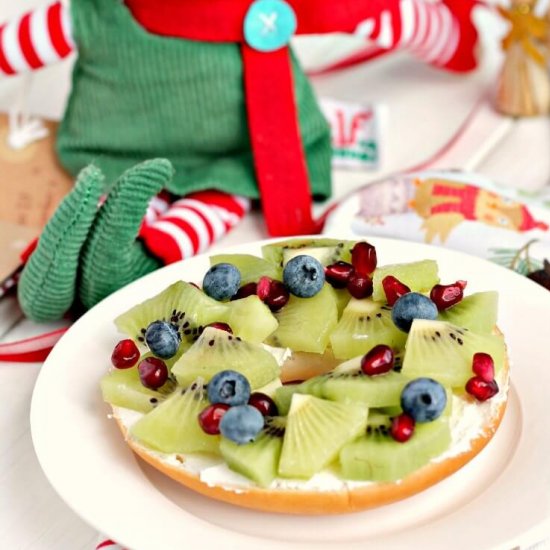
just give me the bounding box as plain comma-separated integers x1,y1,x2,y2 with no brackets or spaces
233,282,258,300
248,392,279,416
360,344,395,376
347,271,374,299
430,280,467,311
391,292,438,333
382,275,411,306
145,320,181,359
205,322,233,333
324,261,354,289
138,357,169,389
111,339,140,369
219,404,265,444
472,352,495,382
351,241,377,275
198,403,231,435
390,413,415,443
256,276,290,312
203,263,241,301
262,238,354,268
283,255,325,298
207,370,251,406
210,254,282,285
400,378,447,422
465,377,499,401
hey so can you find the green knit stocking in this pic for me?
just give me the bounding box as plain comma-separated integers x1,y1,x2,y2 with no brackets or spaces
17,165,106,321
79,159,174,310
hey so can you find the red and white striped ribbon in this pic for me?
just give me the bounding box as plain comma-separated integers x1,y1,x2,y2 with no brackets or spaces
0,1,73,76
139,190,251,265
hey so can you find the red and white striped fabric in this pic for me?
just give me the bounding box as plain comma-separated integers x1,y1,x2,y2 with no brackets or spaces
352,0,479,73
139,191,251,265
0,1,73,76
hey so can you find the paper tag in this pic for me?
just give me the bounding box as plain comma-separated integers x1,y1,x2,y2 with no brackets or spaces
320,98,382,171
0,113,73,283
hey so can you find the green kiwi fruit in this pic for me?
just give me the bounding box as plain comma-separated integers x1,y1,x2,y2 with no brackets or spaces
210,253,282,285
219,416,286,487
268,284,338,354
100,365,176,413
115,281,227,346
171,327,280,389
372,260,439,302
339,412,451,482
278,394,369,479
330,298,407,360
262,238,355,268
130,379,219,454
223,295,278,343
439,291,498,334
401,319,506,388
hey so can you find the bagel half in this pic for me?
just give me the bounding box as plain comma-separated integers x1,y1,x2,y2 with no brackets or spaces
109,338,509,515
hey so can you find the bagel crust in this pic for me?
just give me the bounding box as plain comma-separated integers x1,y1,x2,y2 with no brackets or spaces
111,346,509,515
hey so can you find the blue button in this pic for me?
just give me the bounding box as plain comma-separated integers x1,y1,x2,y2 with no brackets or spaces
244,0,297,52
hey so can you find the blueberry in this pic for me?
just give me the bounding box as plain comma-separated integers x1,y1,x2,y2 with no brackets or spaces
391,292,438,332
145,320,180,359
283,255,325,298
203,263,241,301
207,370,251,406
219,404,264,444
401,378,447,423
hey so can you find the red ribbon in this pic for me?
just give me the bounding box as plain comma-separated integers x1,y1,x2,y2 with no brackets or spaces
0,327,68,362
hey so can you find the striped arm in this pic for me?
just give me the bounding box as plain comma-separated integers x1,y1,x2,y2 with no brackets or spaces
353,0,478,73
139,191,251,265
0,1,74,76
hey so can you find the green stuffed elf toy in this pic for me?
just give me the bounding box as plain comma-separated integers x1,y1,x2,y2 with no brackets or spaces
0,0,480,321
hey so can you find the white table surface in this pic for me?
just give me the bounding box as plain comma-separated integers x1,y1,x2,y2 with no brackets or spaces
1,3,550,549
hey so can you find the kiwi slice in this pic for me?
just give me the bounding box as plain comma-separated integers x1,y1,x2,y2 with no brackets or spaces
269,284,338,354
278,394,369,479
223,295,278,343
339,413,451,482
171,327,280,389
210,254,282,285
115,281,227,345
402,319,506,388
330,298,407,360
262,238,355,268
130,379,219,454
439,291,498,334
220,416,286,487
100,366,176,413
372,260,439,302
325,285,351,318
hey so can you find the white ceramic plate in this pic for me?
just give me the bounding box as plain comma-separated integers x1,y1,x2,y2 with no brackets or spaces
31,237,550,550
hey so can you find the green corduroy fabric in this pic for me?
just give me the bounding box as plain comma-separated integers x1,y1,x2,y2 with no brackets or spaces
17,164,106,321
56,0,332,200
79,159,173,310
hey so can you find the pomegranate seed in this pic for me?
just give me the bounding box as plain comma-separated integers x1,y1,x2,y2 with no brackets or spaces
138,357,168,389
111,339,140,369
430,280,467,311
188,282,201,290
248,392,279,416
351,242,377,275
347,271,373,299
472,352,495,382
360,345,394,376
206,322,233,334
256,278,289,312
325,261,354,289
390,414,415,442
465,376,499,402
198,403,230,435
232,282,258,300
382,275,411,306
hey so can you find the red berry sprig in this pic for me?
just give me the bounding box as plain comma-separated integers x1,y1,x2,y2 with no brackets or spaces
430,280,467,311
466,352,499,401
